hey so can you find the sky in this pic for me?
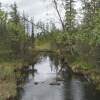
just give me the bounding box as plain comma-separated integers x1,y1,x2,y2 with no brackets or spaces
0,0,60,23
0,0,82,28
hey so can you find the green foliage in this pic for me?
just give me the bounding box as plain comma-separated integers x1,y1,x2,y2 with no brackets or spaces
0,2,34,60
70,58,93,70
65,0,76,30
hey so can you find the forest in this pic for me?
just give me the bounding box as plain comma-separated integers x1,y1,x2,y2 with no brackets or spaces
0,0,100,100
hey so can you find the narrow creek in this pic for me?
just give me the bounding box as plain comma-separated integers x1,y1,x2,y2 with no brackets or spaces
17,53,100,100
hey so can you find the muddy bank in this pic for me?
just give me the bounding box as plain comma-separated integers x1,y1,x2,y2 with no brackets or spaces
71,66,100,90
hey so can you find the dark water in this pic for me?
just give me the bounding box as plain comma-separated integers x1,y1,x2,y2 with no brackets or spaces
18,54,100,100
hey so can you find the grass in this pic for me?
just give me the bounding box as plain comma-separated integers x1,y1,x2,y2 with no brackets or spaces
69,57,100,90
0,60,27,100
0,81,17,100
70,58,93,71
35,42,51,50
89,71,100,90
0,62,16,100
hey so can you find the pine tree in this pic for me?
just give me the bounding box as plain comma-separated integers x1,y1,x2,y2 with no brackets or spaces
31,17,35,49
65,0,76,31
10,2,20,25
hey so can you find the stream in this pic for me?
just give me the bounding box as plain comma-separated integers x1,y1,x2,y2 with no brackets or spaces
17,53,100,100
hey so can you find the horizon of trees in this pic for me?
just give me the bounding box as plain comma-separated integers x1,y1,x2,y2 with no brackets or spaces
0,0,100,67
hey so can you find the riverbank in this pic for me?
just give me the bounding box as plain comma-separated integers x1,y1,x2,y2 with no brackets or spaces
0,49,99,100
34,47,100,90
47,46,100,91
33,47,100,91
69,58,100,90
16,54,100,100
0,60,28,100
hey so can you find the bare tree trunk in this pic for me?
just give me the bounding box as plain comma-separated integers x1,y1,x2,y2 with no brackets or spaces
53,0,65,32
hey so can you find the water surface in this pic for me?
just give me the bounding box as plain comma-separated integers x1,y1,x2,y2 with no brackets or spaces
18,54,100,100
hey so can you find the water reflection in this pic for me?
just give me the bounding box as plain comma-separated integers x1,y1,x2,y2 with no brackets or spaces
70,77,85,100
18,53,100,100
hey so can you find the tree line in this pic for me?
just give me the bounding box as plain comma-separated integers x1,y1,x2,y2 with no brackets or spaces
36,0,100,66
0,0,100,66
0,2,35,61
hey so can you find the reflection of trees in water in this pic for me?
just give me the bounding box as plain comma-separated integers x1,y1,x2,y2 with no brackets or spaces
16,53,62,99
23,64,36,83
16,63,36,99
62,73,73,100
35,52,61,72
16,52,68,87
16,86,25,100
49,53,60,72
16,53,100,100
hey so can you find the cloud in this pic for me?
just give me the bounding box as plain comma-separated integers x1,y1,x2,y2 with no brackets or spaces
0,0,21,4
0,0,51,22
0,0,81,28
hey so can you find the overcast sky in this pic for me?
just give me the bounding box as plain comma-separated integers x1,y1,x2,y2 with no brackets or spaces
0,0,82,28
0,0,60,23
